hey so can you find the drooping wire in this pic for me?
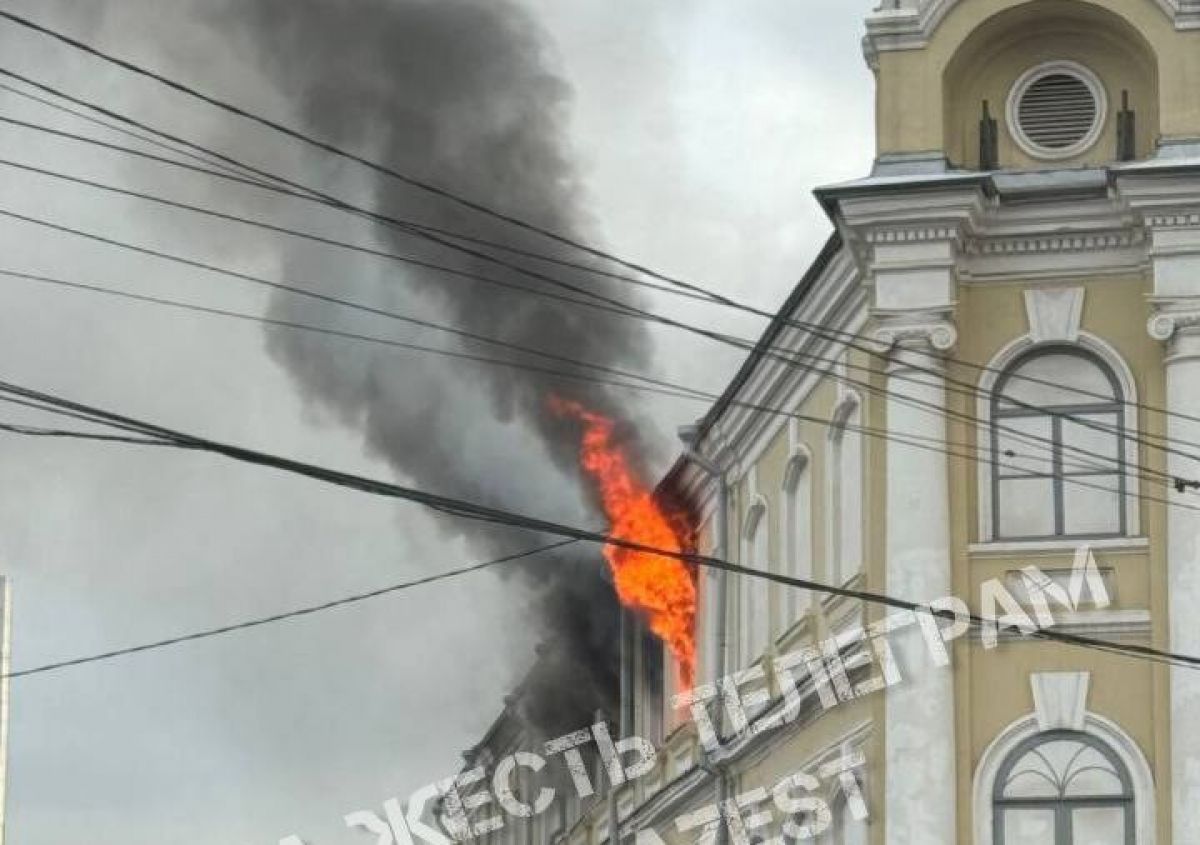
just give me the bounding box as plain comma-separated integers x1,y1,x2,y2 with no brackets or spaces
0,374,1196,674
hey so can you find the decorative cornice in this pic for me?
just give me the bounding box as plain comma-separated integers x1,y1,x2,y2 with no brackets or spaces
968,610,1152,642
1144,210,1200,230
863,0,1200,66
966,230,1144,256
863,225,961,245
1158,0,1200,29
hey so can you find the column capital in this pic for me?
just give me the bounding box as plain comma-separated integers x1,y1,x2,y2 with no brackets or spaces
873,310,958,351
1147,302,1200,342
1148,302,1200,365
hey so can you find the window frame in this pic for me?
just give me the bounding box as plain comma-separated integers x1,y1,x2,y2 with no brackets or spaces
993,729,1135,845
739,494,771,666
827,390,864,585
989,345,1127,542
781,445,814,634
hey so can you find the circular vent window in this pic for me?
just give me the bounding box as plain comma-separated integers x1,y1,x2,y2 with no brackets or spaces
1007,61,1107,160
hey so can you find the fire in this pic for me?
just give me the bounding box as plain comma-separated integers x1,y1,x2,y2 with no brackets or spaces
550,396,697,690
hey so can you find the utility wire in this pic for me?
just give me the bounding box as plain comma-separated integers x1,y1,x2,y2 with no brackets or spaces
0,74,1193,482
0,420,173,446
0,129,1187,486
0,146,1179,488
2,264,1191,517
0,64,1186,440
0,13,1191,673
0,82,283,192
0,9,740,300
0,148,1188,486
0,182,1186,498
0,374,1196,674
0,28,1194,436
5,539,576,679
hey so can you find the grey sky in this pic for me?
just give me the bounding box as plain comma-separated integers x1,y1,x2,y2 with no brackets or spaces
0,2,876,843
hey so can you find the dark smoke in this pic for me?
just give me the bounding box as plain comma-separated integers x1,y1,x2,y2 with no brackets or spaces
208,0,659,736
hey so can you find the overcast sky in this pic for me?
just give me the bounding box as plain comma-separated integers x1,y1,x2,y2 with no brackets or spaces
0,2,875,842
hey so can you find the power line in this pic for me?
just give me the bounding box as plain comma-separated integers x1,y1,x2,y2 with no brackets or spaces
3,264,1193,519
0,104,713,306
0,82,283,193
0,375,1197,673
5,539,576,679
0,104,1187,488
0,10,1190,679
0,23,1194,440
0,8,736,304
0,419,173,446
0,70,1193,473
0,155,1189,492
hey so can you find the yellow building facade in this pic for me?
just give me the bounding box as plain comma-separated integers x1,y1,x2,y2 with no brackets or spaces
612,1,1200,843
450,2,1200,844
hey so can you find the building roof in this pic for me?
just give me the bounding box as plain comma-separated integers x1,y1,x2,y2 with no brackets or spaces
656,230,844,498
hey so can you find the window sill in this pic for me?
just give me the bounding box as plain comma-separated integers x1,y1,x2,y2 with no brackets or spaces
968,536,1149,557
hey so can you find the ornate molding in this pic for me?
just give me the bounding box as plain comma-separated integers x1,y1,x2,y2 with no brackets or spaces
966,230,1144,256
1144,210,1200,230
1031,672,1091,732
863,225,962,245
1024,287,1085,343
1147,308,1200,342
1157,0,1200,29
872,316,958,352
864,0,1199,65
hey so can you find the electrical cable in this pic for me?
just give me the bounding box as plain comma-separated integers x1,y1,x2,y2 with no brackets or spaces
5,539,576,679
0,30,1194,437
0,164,1188,493
1,264,1191,518
0,374,1196,675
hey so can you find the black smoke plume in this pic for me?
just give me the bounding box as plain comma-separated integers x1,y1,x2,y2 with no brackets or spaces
207,0,659,737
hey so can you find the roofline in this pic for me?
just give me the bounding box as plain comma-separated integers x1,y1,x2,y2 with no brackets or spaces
657,231,844,496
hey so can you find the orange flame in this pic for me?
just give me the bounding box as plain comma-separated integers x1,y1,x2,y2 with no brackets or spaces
550,396,697,690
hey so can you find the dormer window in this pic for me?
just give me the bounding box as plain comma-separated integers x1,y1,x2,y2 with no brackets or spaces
1007,61,1107,160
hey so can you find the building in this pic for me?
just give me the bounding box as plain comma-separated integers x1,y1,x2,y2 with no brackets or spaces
450,1,1200,842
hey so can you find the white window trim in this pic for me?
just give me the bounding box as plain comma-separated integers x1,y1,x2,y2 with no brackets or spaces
1006,60,1108,161
827,389,864,586
976,332,1142,545
968,535,1149,556
782,443,814,630
740,492,771,666
973,711,1155,845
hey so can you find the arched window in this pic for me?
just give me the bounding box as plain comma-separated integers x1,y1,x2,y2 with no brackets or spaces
993,730,1134,845
781,449,813,633
991,346,1125,540
740,498,770,666
828,393,863,583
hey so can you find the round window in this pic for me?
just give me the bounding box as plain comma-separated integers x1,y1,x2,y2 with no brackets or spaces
1007,62,1107,160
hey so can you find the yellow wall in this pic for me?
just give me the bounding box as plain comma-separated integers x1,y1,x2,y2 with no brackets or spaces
948,273,1171,839
875,0,1200,163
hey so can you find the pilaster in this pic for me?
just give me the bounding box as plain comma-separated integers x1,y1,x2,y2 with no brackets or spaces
836,185,972,845
1128,176,1200,842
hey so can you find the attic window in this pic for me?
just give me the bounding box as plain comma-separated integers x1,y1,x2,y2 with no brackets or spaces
1007,62,1107,160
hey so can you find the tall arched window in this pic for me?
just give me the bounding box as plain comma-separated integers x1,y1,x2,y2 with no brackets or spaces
991,346,1125,540
740,499,770,666
828,393,863,584
993,730,1134,845
782,449,813,633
